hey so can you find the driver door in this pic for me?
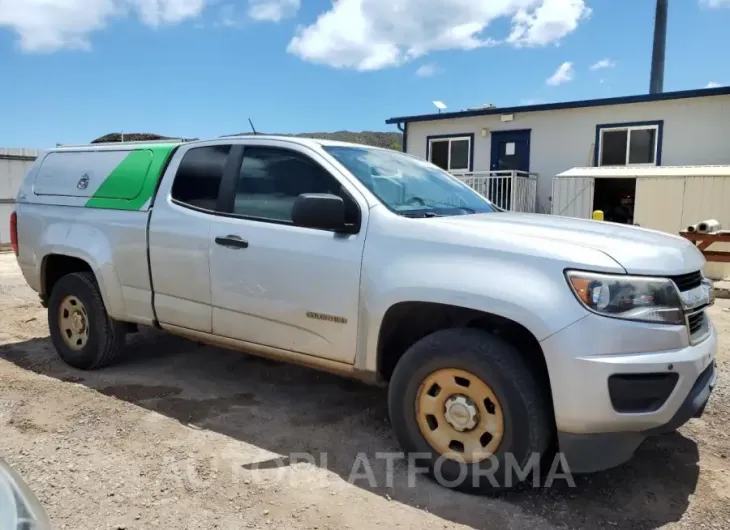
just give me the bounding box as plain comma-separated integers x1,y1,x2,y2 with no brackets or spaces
208,143,368,364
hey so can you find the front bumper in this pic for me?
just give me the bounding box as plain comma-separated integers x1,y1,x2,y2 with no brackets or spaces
540,311,717,473
557,360,716,473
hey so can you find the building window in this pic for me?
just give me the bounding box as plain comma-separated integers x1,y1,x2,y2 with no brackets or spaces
596,121,662,166
427,135,472,172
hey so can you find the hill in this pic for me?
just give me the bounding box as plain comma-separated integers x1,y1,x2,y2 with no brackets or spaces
91,133,196,143
91,131,403,149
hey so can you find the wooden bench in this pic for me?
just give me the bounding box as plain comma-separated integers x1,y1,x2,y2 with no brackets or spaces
679,231,730,262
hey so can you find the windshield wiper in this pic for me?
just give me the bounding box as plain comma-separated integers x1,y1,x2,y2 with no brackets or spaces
399,211,442,218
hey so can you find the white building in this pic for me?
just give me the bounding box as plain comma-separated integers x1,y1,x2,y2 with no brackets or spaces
386,86,730,217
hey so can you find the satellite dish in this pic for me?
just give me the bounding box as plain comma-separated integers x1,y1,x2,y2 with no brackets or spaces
432,100,447,113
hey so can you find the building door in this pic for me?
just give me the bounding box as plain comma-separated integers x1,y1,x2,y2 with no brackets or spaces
490,130,531,172
490,130,531,210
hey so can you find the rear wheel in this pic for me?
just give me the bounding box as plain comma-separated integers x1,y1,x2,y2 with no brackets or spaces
48,272,127,370
388,327,552,492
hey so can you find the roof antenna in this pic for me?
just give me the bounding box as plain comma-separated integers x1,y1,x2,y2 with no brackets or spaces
248,118,257,135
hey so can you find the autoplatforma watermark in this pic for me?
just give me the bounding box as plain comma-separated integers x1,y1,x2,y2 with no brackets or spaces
161,449,575,491
347,452,574,489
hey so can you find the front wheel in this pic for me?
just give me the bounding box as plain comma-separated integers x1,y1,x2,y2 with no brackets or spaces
388,328,553,492
47,272,127,370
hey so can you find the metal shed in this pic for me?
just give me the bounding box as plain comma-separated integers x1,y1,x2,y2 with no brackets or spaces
552,165,730,279
1,148,40,244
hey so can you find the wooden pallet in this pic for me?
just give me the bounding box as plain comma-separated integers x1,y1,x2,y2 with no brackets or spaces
679,231,730,262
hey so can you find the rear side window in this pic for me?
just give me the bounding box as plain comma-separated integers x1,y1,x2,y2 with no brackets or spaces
34,150,153,199
171,145,231,210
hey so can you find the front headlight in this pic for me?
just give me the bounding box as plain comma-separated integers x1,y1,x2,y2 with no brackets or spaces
566,270,683,325
0,459,53,530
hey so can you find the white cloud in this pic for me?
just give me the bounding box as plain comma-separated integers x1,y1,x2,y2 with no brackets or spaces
127,0,207,26
415,63,438,77
546,61,574,86
507,0,590,47
247,0,300,22
700,0,730,8
590,58,615,70
0,0,208,51
215,4,244,28
287,0,591,71
706,81,723,88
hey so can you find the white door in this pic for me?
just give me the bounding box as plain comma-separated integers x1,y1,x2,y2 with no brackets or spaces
633,176,685,233
208,144,367,364
551,176,595,218
149,143,234,333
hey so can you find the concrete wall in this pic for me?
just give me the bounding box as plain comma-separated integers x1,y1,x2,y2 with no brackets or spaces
405,94,730,213
1,148,39,244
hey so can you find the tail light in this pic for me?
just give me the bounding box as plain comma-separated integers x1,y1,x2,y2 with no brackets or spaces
9,211,18,256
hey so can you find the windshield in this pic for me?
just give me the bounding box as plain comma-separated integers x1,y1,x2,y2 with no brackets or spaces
323,146,498,216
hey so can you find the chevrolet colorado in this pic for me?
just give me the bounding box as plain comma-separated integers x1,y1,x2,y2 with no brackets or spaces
11,136,717,490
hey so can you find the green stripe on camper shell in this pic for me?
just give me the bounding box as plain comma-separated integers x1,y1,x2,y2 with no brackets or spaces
84,144,178,210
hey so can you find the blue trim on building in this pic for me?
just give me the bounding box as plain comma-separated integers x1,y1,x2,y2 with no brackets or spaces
593,120,664,167
425,133,475,171
386,86,730,125
403,122,408,152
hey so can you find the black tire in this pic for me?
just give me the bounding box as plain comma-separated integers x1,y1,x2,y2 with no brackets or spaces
388,327,553,493
47,272,127,370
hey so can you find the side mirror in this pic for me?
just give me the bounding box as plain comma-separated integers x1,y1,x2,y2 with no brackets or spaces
0,458,53,529
292,193,347,232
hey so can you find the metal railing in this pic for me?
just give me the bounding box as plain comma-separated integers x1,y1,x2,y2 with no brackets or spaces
451,170,538,213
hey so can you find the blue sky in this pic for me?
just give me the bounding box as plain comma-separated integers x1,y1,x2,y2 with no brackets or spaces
0,0,728,147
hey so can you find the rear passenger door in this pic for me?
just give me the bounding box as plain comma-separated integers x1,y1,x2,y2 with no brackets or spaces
148,143,235,333
207,142,367,364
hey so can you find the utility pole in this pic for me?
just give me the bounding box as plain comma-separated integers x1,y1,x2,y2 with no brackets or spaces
649,0,668,94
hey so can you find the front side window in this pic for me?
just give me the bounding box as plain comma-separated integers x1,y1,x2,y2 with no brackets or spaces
233,147,355,223
599,125,659,166
428,136,471,172
171,145,231,210
324,145,496,216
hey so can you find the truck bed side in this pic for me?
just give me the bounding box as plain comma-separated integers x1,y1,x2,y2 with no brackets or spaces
14,144,179,326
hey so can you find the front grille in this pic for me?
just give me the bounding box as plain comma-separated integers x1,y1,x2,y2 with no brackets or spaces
669,271,703,292
688,311,705,335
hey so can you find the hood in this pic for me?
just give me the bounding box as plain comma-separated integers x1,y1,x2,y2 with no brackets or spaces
432,212,705,276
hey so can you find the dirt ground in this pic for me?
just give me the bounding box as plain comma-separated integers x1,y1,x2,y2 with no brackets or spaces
0,253,729,530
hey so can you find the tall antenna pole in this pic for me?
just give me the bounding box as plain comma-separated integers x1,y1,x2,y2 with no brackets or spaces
649,0,668,94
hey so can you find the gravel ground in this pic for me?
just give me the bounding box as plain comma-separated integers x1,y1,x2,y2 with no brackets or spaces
0,252,729,530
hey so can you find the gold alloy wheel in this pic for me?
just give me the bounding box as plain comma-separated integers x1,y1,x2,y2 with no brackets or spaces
416,368,505,463
58,295,90,351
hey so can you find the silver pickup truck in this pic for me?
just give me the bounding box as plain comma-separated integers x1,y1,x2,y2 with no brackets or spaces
11,135,717,491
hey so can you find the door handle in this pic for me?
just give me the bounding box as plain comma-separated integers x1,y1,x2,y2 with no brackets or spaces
215,235,249,249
